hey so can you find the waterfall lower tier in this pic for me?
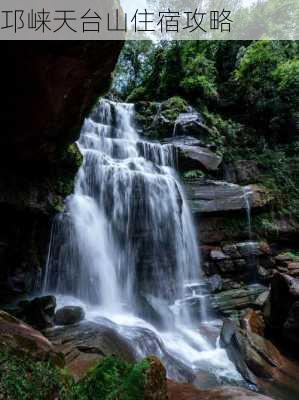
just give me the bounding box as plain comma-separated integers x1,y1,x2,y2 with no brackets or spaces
43,99,241,384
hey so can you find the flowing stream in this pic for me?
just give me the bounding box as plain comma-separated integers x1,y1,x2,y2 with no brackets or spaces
43,99,242,384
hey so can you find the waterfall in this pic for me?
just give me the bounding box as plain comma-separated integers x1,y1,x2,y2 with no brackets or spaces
243,186,253,240
43,99,241,383
242,186,258,282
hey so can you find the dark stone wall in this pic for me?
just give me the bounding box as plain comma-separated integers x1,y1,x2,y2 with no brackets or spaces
0,41,123,302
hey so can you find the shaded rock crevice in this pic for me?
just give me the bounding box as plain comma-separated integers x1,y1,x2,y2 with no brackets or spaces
0,41,123,302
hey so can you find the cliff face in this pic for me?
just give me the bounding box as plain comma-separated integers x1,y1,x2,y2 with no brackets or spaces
0,41,123,302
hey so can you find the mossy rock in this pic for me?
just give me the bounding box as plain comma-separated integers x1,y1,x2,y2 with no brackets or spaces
67,356,151,400
160,96,189,121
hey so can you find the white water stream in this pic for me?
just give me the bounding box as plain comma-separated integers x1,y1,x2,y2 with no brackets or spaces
43,99,242,384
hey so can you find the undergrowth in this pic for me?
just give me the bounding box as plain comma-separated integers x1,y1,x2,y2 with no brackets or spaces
0,351,150,400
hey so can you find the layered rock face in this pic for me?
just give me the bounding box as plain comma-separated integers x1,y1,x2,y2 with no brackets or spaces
0,41,123,302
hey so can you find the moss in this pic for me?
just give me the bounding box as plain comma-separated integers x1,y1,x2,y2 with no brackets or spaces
220,214,248,239
67,356,150,400
61,143,83,172
0,350,152,400
0,349,71,400
183,170,205,180
127,86,147,103
279,251,299,262
201,108,243,155
249,150,299,224
161,96,189,121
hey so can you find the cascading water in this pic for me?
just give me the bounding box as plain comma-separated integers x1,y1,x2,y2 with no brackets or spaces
43,99,241,383
243,186,253,240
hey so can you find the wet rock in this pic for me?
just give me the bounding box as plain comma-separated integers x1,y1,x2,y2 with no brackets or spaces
220,310,299,400
177,145,222,172
224,160,262,185
18,295,56,330
259,255,275,270
222,279,243,291
274,253,293,264
237,242,261,258
207,274,223,293
257,266,273,283
222,244,241,259
217,259,236,274
45,320,135,380
258,242,271,256
135,293,168,330
284,301,299,345
233,259,247,270
242,309,266,337
265,272,299,343
167,380,274,400
209,284,267,317
250,185,273,209
202,261,218,276
162,135,203,147
162,135,222,172
285,262,299,277
254,291,269,309
265,273,299,333
54,306,85,326
174,112,211,138
210,249,228,261
144,356,168,400
0,310,63,366
185,180,271,216
177,297,208,322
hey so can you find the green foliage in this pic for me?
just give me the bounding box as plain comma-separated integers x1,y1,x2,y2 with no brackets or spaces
67,356,149,400
161,96,189,120
113,40,299,227
127,86,147,103
250,149,299,221
183,170,205,180
113,41,154,98
0,349,70,400
235,40,299,138
115,40,298,142
201,108,243,154
279,251,299,262
180,49,218,102
0,351,150,400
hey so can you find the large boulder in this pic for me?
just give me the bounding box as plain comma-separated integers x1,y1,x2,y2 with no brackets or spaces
144,356,168,400
0,310,63,366
284,301,299,345
173,112,211,138
264,272,299,346
162,135,222,172
167,381,274,400
202,241,273,283
209,284,267,318
185,180,271,216
223,160,262,185
54,306,85,326
178,145,222,172
220,311,299,399
45,320,135,380
18,295,56,330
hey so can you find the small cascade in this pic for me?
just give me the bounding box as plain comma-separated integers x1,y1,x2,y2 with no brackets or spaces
243,186,253,240
242,186,258,282
173,118,178,136
43,99,241,383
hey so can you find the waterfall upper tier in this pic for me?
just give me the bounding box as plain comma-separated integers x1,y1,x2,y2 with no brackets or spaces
44,99,201,318
43,99,241,383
